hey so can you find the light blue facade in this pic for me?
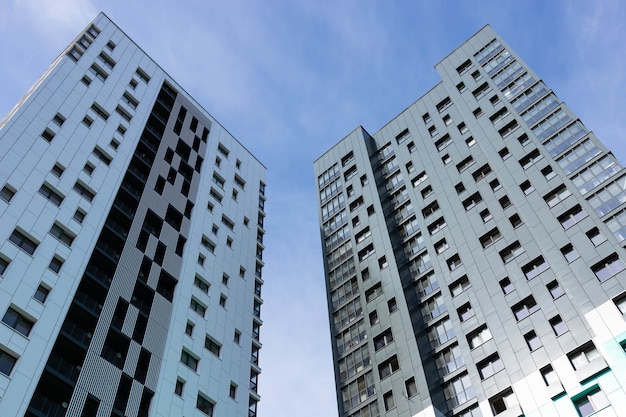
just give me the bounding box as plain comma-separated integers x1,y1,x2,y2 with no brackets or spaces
0,13,266,417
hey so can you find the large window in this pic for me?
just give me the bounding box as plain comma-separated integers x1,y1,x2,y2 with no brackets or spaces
443,372,475,409
477,353,504,379
9,229,38,255
2,307,34,337
489,388,518,415
196,393,214,416
591,253,626,282
573,387,611,417
0,348,18,376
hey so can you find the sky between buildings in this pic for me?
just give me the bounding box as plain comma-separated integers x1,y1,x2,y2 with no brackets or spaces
1,1,625,416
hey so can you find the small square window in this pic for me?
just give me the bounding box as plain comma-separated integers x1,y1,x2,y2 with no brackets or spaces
442,154,451,164
520,180,535,195
369,310,379,325
499,195,512,209
509,213,523,228
473,108,483,118
465,136,476,147
499,147,511,160
83,162,95,176
524,330,542,351
561,244,579,263
549,315,568,336
73,208,87,224
489,95,501,105
0,185,16,203
499,277,514,295
480,209,493,223
48,256,64,273
457,82,466,93
378,256,388,269
33,285,50,303
219,294,227,307
490,179,502,191
455,182,466,194
175,379,184,396
541,165,556,180
51,163,65,177
185,321,194,336
367,205,375,216
586,227,606,246
547,280,565,299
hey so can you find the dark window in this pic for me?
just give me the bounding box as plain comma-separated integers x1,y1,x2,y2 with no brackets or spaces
2,307,34,336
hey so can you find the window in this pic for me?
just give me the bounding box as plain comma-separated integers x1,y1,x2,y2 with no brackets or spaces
174,379,184,396
549,315,568,336
547,280,565,299
490,178,502,191
383,390,396,411
442,154,451,164
435,134,452,151
573,387,610,417
457,303,474,322
499,195,512,209
196,393,214,416
511,296,539,321
421,185,434,199
0,256,9,275
544,184,571,207
455,182,466,194
568,342,602,370
443,114,452,125
479,228,501,248
499,147,510,160
465,136,476,147
443,372,475,408
73,181,96,202
509,213,523,228
456,156,475,173
41,128,55,142
542,165,557,180
73,208,86,224
378,355,399,379
462,192,482,210
489,388,518,415
435,238,449,254
499,241,524,263
586,227,606,246
591,253,626,282
613,292,626,315
9,229,38,255
0,185,16,203
48,255,64,273
477,353,504,379
185,321,194,336
190,298,206,317
436,97,452,113
395,128,411,144
524,330,542,351
205,336,221,357
219,294,227,308
33,284,50,303
447,254,462,271
457,82,467,93
522,256,549,279
229,382,238,399
472,164,491,182
2,307,34,337
520,180,535,195
561,244,579,263
422,112,432,124
387,298,397,313
449,275,470,297
365,282,383,302
540,365,559,386
374,328,394,351
499,277,514,295
49,222,75,246
0,348,18,376
405,377,418,398
434,343,464,375
457,59,472,75
558,205,587,229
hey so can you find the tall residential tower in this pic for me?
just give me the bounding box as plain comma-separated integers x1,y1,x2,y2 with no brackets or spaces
0,13,266,417
315,25,626,417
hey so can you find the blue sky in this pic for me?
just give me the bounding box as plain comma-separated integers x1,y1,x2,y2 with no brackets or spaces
1,1,625,416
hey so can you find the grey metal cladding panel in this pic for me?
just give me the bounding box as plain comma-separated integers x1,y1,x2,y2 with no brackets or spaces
143,294,172,360
124,381,145,417
75,349,123,407
125,340,142,378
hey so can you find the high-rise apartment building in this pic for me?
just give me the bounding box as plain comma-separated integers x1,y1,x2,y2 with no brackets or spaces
315,25,626,417
0,13,266,417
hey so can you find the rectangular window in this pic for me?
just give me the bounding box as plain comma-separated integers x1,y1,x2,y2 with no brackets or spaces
73,181,96,202
0,348,18,376
456,156,475,173
373,328,393,351
205,336,222,357
489,388,518,415
511,296,539,321
549,315,568,336
479,227,502,248
477,353,504,379
467,324,492,349
472,164,492,182
49,222,75,246
544,184,571,207
39,183,64,206
462,192,482,211
522,256,549,279
591,253,626,282
190,298,206,317
558,205,587,229
524,330,542,351
9,229,38,255
499,241,524,263
378,355,399,379
0,184,16,203
574,387,610,417
2,307,34,337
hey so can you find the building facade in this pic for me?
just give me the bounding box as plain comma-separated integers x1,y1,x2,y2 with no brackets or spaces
315,25,626,417
0,13,266,417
